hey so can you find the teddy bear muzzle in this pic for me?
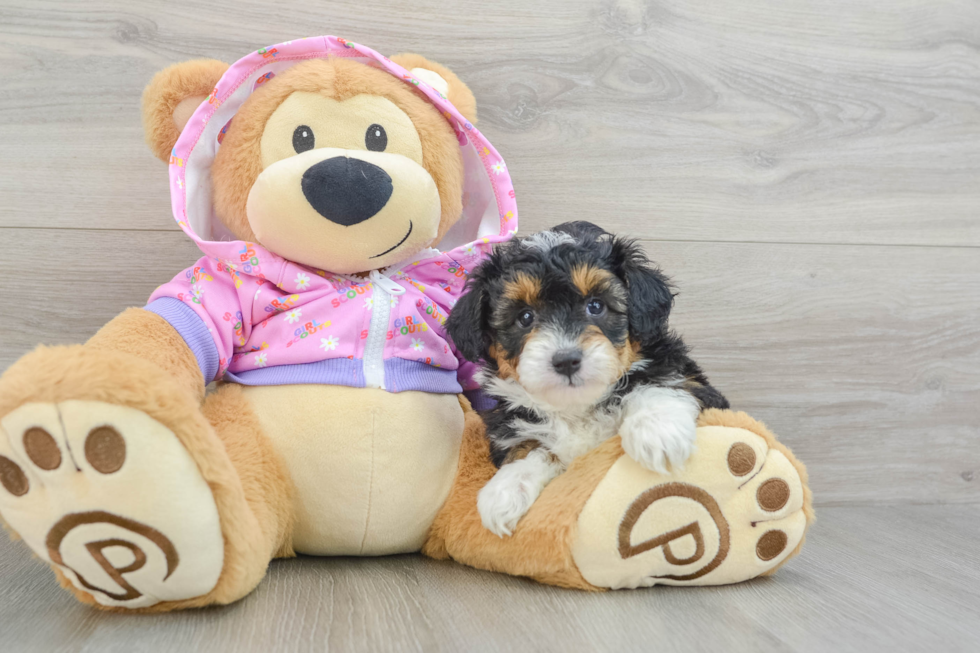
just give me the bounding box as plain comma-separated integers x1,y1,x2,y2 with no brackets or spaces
246,147,442,273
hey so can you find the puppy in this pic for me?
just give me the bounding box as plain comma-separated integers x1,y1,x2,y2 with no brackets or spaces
446,221,729,537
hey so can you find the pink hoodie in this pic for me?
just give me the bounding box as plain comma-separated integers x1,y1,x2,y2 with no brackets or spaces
145,36,516,406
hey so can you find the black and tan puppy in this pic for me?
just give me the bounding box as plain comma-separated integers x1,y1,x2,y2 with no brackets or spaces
447,221,729,536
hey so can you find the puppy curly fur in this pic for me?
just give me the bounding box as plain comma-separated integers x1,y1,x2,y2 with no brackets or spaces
447,222,729,536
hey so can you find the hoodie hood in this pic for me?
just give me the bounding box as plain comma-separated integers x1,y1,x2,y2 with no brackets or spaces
147,37,514,395
169,35,517,268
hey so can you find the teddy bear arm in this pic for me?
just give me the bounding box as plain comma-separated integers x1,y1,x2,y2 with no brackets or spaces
86,308,206,401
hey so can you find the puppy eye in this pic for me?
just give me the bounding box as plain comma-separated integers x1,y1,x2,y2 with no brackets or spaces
365,123,387,152
586,298,606,317
517,309,535,328
293,125,315,153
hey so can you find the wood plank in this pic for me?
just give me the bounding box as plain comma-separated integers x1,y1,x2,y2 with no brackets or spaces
0,228,204,355
648,238,980,506
0,0,977,245
0,227,976,505
1,505,978,651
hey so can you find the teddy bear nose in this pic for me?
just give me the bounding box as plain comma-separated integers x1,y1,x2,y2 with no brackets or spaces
301,156,394,226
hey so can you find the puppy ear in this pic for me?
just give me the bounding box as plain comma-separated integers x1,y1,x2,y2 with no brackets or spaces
446,275,492,363
389,53,477,125
142,59,229,162
611,238,674,344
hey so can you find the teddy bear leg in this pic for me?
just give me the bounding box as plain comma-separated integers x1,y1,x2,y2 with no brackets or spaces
424,404,813,590
0,346,292,612
198,384,296,563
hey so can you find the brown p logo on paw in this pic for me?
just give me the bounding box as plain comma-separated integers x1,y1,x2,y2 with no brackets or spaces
618,483,730,581
46,511,179,603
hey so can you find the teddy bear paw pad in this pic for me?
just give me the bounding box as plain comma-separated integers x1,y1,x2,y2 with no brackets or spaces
571,425,807,588
0,401,223,608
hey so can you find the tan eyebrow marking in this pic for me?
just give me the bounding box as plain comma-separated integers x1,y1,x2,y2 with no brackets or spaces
502,272,542,305
571,265,614,296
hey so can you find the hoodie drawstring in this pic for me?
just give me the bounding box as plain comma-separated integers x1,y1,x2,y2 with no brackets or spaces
369,269,406,296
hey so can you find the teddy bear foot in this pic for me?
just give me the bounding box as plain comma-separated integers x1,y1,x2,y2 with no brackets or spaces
0,400,224,608
571,414,811,588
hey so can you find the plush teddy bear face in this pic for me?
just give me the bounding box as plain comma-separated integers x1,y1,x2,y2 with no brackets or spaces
252,93,433,269
143,55,477,274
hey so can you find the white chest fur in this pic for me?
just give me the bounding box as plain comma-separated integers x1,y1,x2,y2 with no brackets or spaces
483,374,624,466
511,404,624,466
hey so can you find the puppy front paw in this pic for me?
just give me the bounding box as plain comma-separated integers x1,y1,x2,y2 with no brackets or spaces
620,391,700,475
477,451,562,537
477,468,539,538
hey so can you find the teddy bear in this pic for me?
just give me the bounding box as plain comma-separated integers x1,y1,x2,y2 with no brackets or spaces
0,37,813,611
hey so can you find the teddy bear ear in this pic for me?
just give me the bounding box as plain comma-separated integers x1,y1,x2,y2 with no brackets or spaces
141,59,229,162
389,53,477,125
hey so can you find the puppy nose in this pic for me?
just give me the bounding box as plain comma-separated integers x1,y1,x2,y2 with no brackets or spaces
552,349,583,378
301,156,393,226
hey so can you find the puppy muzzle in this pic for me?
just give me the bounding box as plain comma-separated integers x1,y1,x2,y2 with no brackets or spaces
516,326,622,408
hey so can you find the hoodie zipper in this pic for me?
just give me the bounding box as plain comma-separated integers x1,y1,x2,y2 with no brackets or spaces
363,269,405,389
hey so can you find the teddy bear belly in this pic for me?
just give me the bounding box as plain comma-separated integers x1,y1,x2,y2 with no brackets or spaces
240,384,463,556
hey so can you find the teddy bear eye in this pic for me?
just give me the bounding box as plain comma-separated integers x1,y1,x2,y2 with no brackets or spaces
292,125,315,153
365,123,387,152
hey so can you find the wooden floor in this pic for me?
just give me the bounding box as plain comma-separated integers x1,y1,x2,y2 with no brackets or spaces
0,0,978,650
2,505,979,652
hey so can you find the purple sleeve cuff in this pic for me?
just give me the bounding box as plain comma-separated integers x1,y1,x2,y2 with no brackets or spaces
145,298,220,385
464,388,498,412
